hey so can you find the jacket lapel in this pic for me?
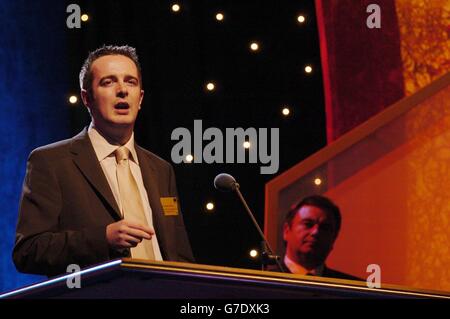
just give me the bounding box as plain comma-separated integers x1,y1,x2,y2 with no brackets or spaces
136,145,171,260
70,128,122,220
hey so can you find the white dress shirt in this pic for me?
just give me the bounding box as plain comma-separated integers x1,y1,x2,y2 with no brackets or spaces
88,123,163,261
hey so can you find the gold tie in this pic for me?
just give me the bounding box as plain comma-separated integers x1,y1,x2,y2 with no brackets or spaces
115,146,155,260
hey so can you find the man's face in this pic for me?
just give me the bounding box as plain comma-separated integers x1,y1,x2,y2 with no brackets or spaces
83,54,144,130
283,205,338,266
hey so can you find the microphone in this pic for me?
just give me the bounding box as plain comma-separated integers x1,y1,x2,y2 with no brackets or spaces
214,173,285,272
213,173,239,192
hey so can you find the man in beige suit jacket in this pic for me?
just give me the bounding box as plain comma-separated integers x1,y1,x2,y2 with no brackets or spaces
13,45,194,277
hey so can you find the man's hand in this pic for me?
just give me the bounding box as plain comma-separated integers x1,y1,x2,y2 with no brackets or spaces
106,220,155,250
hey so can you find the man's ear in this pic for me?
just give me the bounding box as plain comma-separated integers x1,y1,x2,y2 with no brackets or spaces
139,89,144,110
81,89,91,108
283,222,290,241
331,231,339,246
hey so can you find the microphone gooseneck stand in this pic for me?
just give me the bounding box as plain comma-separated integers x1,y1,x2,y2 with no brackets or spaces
214,173,285,272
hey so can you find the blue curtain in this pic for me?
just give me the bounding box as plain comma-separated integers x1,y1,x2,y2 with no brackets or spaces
0,1,69,293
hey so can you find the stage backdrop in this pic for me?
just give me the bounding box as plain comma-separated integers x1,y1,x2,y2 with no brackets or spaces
265,72,450,291
316,0,450,141
265,0,450,292
0,1,69,293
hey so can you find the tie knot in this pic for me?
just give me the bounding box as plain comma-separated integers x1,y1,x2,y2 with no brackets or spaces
115,146,130,163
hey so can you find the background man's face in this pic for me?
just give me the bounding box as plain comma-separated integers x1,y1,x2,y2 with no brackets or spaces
87,54,144,130
283,205,338,266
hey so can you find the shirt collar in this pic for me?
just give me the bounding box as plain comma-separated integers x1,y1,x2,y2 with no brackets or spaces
284,255,324,276
87,123,139,164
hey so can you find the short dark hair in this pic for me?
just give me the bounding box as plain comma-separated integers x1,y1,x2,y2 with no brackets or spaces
285,195,342,235
79,45,143,94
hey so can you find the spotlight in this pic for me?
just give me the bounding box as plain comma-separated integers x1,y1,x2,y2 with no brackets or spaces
297,15,306,23
206,82,215,91
81,14,89,22
314,178,322,186
305,65,313,73
206,202,215,211
282,107,290,116
250,42,259,51
171,4,180,12
249,249,259,258
185,154,194,163
69,95,78,104
216,13,224,21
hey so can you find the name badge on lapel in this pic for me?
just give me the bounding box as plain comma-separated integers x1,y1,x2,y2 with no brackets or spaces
160,197,179,216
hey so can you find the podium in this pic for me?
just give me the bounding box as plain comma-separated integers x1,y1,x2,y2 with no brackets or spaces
1,259,449,299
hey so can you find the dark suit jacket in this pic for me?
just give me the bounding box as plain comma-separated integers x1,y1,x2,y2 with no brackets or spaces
267,259,362,281
13,128,194,277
